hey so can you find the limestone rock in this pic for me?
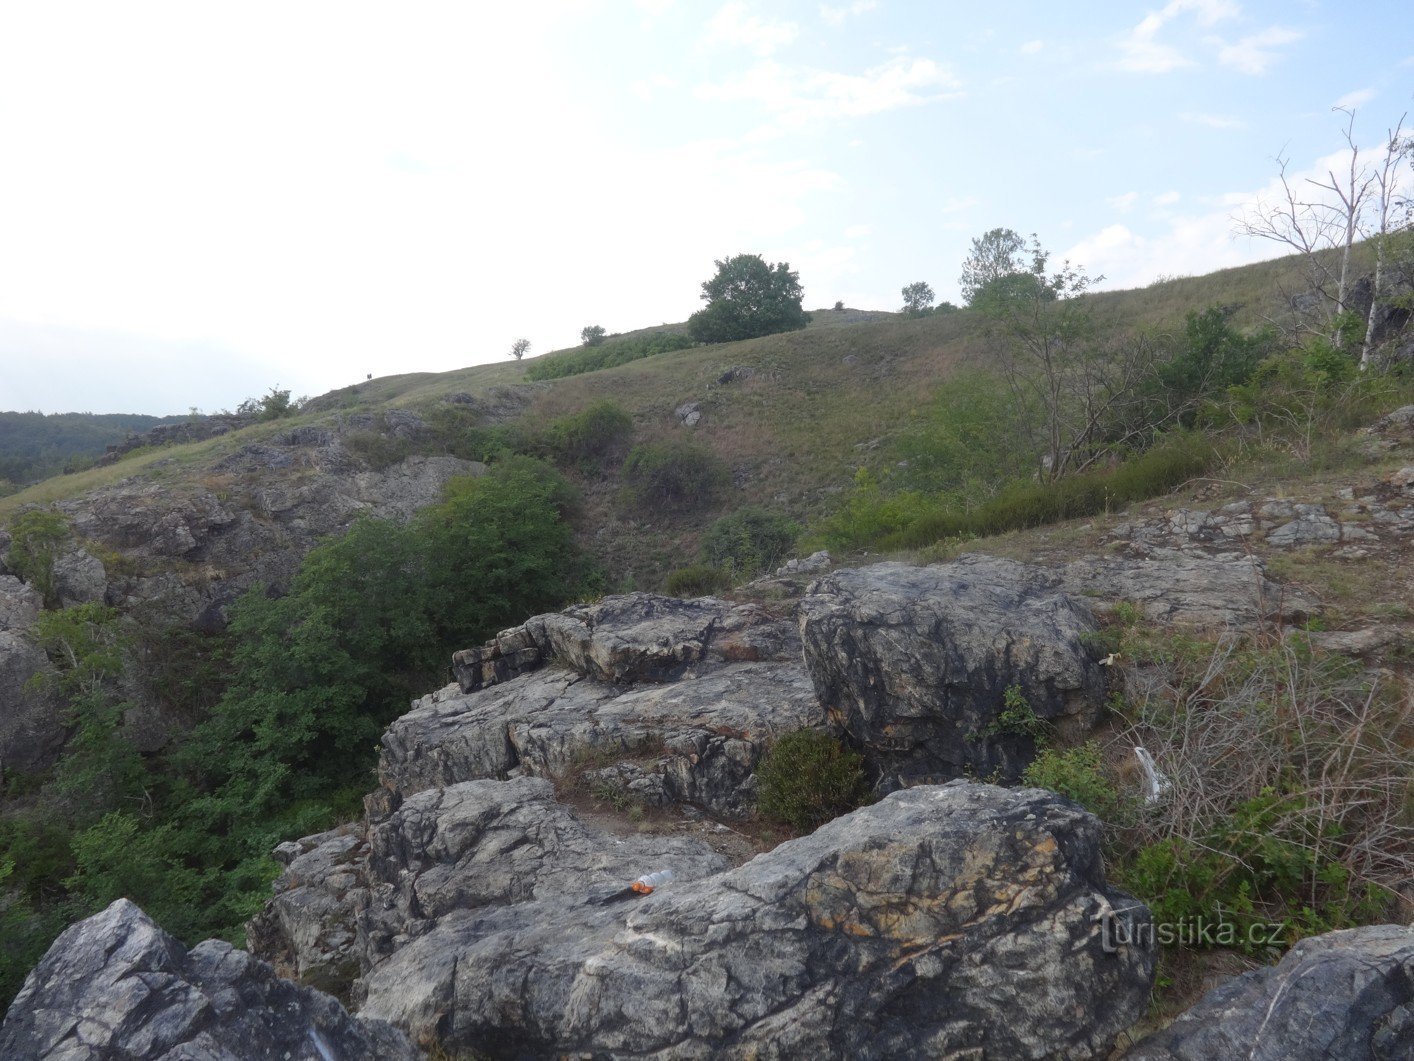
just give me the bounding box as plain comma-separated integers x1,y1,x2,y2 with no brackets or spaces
358,777,731,975
799,557,1108,784
52,548,108,607
247,778,733,997
776,549,832,576
1129,924,1414,1060
1059,549,1315,626
381,659,823,815
0,898,417,1060
451,592,797,693
245,826,369,995
0,575,59,775
359,782,1155,1059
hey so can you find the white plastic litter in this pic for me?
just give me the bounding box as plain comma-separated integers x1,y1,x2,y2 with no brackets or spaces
1133,746,1170,804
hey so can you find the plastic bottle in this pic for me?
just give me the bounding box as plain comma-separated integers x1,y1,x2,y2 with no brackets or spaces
631,869,674,894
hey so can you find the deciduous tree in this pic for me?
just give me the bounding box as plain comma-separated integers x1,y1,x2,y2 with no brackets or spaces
901,281,935,316
687,254,809,343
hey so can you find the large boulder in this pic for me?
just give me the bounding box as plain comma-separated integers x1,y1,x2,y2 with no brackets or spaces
359,782,1155,1059
1128,924,1414,1060
380,660,823,815
799,557,1108,785
1058,549,1317,626
385,594,823,819
248,777,732,995
0,898,417,1060
452,592,798,692
52,547,108,607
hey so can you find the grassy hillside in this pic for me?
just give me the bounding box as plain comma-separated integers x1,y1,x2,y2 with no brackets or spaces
0,244,1398,589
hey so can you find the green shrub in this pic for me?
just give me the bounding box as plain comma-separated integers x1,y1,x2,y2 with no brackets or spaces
544,401,633,469
756,729,868,833
987,684,1049,742
622,441,729,512
700,506,799,578
664,563,731,598
524,332,695,381
1022,741,1124,820
343,430,416,469
827,433,1223,552
6,508,69,608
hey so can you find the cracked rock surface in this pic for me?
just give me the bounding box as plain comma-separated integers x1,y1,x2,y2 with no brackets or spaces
0,898,417,1060
360,782,1155,1060
799,557,1110,785
1128,924,1414,1060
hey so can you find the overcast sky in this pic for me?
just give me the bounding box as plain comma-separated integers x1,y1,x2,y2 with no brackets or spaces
1,0,1411,414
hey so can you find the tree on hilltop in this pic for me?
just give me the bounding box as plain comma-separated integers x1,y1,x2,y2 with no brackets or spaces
511,338,531,360
687,254,810,344
959,227,1028,307
901,281,935,316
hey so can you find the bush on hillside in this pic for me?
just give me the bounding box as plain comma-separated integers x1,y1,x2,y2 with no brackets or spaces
622,441,729,512
699,506,799,578
664,563,732,598
524,332,695,381
6,509,69,608
543,401,634,469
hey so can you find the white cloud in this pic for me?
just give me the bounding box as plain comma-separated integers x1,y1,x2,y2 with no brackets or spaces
1213,26,1302,75
705,3,799,57
939,195,980,214
631,74,678,101
1180,111,1246,129
1334,87,1376,109
1115,0,1239,73
635,0,674,13
1066,140,1414,292
820,0,878,27
696,56,962,127
1108,191,1140,212
1155,190,1182,205
1020,39,1044,55
844,223,875,238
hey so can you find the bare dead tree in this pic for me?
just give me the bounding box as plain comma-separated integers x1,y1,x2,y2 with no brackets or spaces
1359,115,1412,370
1238,108,1413,366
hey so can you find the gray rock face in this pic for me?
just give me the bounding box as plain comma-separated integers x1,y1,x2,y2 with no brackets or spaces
248,777,733,998
1128,924,1414,1060
52,547,108,607
359,782,1155,1059
0,898,417,1060
799,557,1108,784
1058,548,1315,626
0,575,59,775
452,592,793,694
382,659,823,815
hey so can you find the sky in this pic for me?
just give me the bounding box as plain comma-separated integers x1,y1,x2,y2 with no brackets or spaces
1,1,1411,415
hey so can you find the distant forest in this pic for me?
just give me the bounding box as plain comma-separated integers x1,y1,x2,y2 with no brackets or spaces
0,411,184,490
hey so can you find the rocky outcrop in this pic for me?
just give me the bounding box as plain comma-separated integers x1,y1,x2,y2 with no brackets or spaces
1129,924,1414,1060
0,575,59,776
799,557,1109,785
249,779,732,995
1058,548,1314,626
96,413,253,465
452,592,796,693
359,782,1155,1059
0,898,417,1060
384,659,822,815
52,547,107,607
